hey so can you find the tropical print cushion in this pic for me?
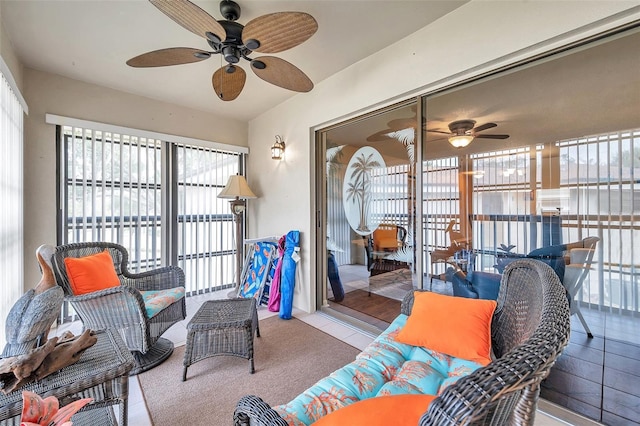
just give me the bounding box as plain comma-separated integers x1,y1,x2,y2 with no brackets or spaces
272,314,482,425
140,287,185,319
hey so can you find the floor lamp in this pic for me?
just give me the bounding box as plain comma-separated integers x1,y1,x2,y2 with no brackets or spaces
218,175,257,295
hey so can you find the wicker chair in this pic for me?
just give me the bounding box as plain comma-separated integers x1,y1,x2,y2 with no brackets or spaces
363,223,408,275
429,219,471,284
234,258,570,425
48,242,187,375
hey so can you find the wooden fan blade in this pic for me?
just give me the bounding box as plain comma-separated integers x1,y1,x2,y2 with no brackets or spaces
212,66,246,101
150,0,226,41
127,48,209,67
251,56,313,92
387,118,416,131
473,122,498,132
366,130,394,142
426,129,451,135
243,12,318,53
475,134,510,139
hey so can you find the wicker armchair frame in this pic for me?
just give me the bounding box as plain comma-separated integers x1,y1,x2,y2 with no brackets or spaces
49,242,187,375
234,259,570,426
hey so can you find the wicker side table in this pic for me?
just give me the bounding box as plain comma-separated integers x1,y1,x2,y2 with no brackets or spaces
0,329,134,426
183,298,260,381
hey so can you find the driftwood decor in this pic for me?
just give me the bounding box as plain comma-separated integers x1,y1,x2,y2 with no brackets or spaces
0,330,97,394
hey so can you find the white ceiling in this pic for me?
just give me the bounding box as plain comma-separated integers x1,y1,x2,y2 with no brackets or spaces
1,0,468,122
325,29,640,158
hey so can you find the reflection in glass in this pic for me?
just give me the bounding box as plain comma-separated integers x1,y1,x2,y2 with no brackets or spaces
322,102,417,330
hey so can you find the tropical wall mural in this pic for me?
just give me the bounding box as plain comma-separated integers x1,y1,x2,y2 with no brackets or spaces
342,147,386,236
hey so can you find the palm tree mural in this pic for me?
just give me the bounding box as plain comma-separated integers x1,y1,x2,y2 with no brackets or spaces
344,150,381,233
384,128,415,165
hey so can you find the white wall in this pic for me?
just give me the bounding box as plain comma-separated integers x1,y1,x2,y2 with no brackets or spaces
0,2,23,91
247,1,640,313
22,68,248,289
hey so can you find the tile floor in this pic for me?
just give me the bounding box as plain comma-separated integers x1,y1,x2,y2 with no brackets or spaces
56,290,602,425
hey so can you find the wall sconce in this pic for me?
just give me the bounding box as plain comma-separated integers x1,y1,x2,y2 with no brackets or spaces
271,135,285,160
448,134,474,148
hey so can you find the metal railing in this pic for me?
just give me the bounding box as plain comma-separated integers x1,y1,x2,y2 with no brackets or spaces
66,213,237,294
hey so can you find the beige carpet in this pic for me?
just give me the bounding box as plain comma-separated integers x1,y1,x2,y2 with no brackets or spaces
138,316,360,426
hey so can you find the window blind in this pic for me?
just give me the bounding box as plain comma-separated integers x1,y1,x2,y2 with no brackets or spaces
0,71,25,344
56,119,246,306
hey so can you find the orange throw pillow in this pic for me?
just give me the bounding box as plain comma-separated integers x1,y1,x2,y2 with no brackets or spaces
396,291,497,365
64,250,121,295
312,394,436,426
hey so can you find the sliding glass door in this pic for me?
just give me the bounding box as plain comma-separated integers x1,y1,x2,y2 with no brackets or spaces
420,28,640,424
318,101,418,329
315,27,639,423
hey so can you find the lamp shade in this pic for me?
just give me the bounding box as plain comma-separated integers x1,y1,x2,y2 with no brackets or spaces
218,175,257,199
448,135,474,148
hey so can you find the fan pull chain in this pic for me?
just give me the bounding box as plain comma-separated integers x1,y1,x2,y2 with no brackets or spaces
218,55,224,100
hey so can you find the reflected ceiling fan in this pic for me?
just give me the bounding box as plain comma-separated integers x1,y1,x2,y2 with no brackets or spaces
366,106,418,142
127,0,318,101
428,120,510,148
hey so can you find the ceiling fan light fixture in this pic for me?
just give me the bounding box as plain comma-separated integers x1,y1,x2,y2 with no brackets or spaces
448,134,474,148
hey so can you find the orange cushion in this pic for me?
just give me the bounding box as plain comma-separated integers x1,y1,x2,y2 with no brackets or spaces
373,226,400,251
64,250,121,295
395,291,497,365
312,394,436,426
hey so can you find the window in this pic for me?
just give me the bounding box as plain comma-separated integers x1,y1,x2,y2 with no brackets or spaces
51,116,247,303
175,143,239,294
423,156,460,251
557,129,640,312
0,62,27,344
61,127,163,270
470,147,538,271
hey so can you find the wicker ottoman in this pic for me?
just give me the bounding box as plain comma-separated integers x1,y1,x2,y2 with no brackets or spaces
182,298,260,381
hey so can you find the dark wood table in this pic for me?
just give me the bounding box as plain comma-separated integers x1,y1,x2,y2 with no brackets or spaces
0,329,135,426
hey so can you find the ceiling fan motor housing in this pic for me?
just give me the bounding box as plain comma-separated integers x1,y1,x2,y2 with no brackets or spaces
217,20,245,64
222,45,240,63
220,0,241,21
448,119,476,135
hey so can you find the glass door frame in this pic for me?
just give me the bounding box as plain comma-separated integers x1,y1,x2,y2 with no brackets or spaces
314,98,423,326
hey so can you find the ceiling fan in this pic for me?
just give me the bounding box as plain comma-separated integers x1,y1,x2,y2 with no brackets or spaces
127,0,318,101
428,120,510,148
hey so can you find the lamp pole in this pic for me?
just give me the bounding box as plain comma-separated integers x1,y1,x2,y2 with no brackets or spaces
218,174,257,297
230,198,246,291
